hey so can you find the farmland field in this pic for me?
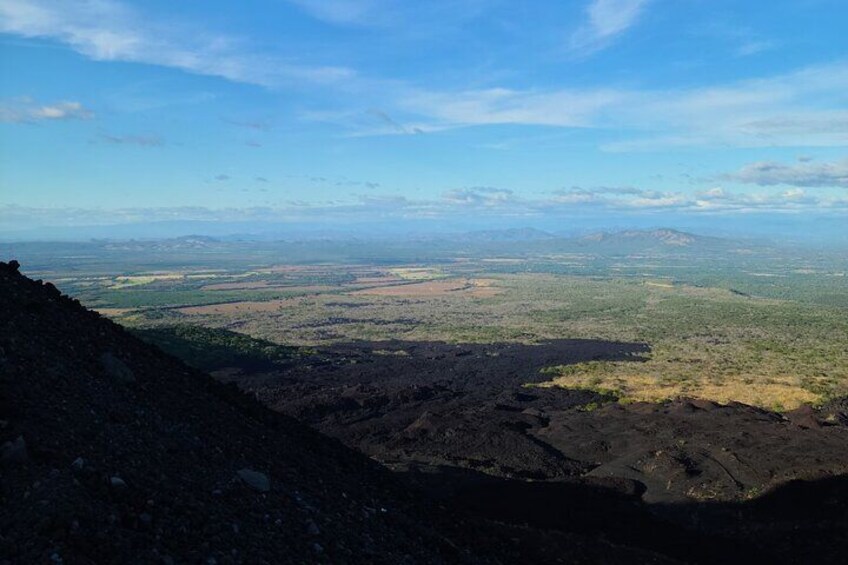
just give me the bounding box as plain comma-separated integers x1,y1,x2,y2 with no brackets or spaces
13,233,848,411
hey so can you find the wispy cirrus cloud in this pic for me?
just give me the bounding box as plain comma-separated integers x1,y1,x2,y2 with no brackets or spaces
223,118,271,131
723,158,848,188
400,87,625,129
372,61,848,150
366,109,424,135
568,0,651,56
735,39,776,57
0,0,355,87
286,0,490,30
696,22,778,58
97,132,164,147
0,98,94,123
286,0,385,26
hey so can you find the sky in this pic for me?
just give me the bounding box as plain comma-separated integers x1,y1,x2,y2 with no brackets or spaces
0,0,847,239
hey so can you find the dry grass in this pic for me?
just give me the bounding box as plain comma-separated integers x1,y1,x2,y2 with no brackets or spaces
110,274,184,289
200,281,275,291
350,278,501,297
388,267,445,280
177,297,304,315
94,307,135,317
352,275,404,285
544,369,821,410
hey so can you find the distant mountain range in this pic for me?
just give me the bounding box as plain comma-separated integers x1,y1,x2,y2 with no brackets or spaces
3,215,847,246
445,227,728,250
1,228,772,272
579,229,703,247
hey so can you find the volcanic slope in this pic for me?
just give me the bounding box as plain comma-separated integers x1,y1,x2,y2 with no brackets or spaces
0,260,678,564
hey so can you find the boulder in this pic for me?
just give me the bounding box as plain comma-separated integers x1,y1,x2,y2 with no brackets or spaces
237,468,270,492
100,352,135,384
1,436,28,465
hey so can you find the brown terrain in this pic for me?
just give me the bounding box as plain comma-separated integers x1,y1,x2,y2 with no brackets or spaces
350,278,501,298
177,297,307,316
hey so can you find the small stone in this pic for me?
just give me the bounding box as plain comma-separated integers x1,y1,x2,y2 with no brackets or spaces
1,436,28,465
236,468,270,493
110,476,127,488
71,457,85,471
305,519,320,536
312,543,324,554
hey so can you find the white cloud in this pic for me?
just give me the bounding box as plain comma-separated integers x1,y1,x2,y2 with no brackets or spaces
553,185,846,213
443,186,516,207
569,0,650,56
0,98,94,123
724,158,848,188
0,0,355,88
3,185,847,231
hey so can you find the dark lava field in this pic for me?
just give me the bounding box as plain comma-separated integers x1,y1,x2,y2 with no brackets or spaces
223,338,848,563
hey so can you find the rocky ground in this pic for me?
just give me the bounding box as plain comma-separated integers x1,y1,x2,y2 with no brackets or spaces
223,337,848,563
0,261,675,564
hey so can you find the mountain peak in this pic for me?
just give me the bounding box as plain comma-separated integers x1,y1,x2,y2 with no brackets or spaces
581,228,701,246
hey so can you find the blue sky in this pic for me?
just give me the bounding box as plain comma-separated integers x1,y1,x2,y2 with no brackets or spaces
0,0,847,236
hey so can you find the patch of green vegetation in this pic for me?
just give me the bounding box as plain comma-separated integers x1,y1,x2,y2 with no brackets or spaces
87,288,312,309
33,243,848,410
131,325,305,371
